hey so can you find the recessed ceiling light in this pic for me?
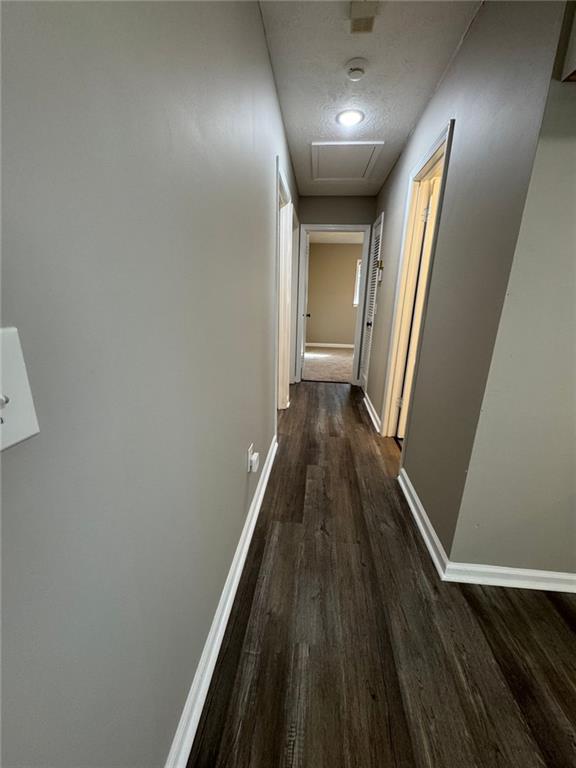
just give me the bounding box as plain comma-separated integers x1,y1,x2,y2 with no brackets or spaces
336,109,364,127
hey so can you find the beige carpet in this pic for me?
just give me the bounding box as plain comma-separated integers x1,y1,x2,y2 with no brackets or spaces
302,346,353,383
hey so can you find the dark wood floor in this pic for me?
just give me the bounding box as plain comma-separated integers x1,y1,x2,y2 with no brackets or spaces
189,383,576,768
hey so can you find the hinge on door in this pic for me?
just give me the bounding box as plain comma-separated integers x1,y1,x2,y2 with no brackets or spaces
396,396,403,408
422,206,430,223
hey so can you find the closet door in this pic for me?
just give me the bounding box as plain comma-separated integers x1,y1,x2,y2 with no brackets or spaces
397,178,441,437
358,213,384,390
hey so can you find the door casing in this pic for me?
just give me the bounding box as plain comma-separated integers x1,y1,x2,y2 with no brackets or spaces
295,223,372,385
380,120,455,442
276,162,293,412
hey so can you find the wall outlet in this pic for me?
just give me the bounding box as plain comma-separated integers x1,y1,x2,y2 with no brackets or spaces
247,443,260,473
1,327,40,450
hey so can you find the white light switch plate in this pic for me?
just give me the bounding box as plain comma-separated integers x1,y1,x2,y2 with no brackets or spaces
1,327,40,450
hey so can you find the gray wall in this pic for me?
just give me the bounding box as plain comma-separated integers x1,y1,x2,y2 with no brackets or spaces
368,1,564,551
451,79,576,572
561,6,576,80
298,196,376,225
1,3,295,767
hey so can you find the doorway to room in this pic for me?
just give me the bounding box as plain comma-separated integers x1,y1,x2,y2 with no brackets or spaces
295,225,371,384
381,121,453,443
276,164,296,411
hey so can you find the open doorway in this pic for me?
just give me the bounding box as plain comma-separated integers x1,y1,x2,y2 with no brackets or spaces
381,121,454,443
276,165,294,411
296,224,371,384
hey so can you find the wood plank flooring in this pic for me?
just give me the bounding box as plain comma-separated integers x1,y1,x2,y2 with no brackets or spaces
188,382,576,768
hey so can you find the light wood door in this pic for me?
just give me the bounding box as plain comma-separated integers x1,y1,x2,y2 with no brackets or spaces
277,201,293,409
397,177,441,437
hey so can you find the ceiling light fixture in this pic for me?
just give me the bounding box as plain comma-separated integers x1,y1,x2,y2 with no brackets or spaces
336,109,365,127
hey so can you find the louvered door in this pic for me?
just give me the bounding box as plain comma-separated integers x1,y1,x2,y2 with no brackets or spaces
358,213,384,390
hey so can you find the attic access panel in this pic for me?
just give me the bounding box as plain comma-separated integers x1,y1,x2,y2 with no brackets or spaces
311,141,385,182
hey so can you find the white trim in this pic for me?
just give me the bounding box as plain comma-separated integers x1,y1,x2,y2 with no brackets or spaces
277,200,293,410
363,394,382,434
164,435,279,768
299,224,372,231
275,160,293,426
297,223,371,386
295,227,308,383
278,165,291,207
289,208,300,384
444,562,576,592
397,468,448,579
306,343,354,349
397,468,576,594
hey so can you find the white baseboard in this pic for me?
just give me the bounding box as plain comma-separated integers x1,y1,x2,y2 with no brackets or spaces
443,561,576,592
397,468,576,594
306,342,354,349
363,394,382,433
397,468,448,579
164,435,278,768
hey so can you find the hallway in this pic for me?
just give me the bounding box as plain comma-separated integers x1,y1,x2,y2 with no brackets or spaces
2,4,575,766
190,383,576,768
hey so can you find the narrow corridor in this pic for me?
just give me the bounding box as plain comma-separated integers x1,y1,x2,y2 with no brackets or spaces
189,383,576,768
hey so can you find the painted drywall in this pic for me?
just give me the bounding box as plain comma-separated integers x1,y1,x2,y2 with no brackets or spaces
561,6,576,80
1,3,296,767
450,80,576,572
367,1,564,551
299,196,376,225
307,244,361,345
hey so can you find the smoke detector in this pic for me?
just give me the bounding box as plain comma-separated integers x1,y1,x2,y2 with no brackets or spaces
346,58,368,82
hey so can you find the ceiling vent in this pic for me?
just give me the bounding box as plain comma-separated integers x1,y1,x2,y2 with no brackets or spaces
349,1,380,34
311,141,385,181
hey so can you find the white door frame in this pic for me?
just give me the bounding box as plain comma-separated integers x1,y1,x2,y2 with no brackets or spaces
380,120,455,439
276,162,292,412
289,208,300,384
296,223,372,385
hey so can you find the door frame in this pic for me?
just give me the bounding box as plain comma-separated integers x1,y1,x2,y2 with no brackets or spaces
380,120,455,440
289,208,301,384
296,223,371,385
276,161,293,413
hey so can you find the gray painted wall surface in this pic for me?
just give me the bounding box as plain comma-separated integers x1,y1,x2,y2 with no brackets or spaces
1,3,295,767
451,80,576,572
368,1,564,551
298,196,377,225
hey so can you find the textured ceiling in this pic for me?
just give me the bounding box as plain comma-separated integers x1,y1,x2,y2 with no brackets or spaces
260,1,480,196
